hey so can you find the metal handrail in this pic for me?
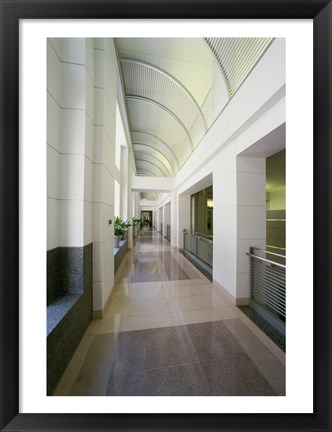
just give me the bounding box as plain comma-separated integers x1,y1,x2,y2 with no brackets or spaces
183,229,213,243
252,247,286,259
246,252,286,269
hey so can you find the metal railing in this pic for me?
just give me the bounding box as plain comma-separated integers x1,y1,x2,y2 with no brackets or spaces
247,247,286,334
183,230,213,267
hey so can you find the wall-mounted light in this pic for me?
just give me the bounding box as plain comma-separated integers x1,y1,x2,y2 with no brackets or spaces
207,199,213,208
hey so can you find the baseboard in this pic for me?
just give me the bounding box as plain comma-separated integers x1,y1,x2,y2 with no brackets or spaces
235,297,250,306
212,279,249,306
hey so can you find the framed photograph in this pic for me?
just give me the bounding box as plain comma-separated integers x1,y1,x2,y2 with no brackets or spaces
1,0,331,431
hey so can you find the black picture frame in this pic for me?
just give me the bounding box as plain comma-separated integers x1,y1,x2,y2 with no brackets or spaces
1,1,331,431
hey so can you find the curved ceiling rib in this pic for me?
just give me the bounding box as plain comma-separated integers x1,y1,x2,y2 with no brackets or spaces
134,151,172,176
133,143,175,175
120,57,208,132
126,95,194,150
135,159,167,177
141,192,160,201
138,169,160,177
131,130,181,170
127,101,191,160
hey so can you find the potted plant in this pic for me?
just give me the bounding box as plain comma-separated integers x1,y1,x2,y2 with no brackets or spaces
132,217,141,236
114,216,131,247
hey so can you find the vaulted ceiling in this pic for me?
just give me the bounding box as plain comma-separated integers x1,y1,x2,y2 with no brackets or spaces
115,37,273,200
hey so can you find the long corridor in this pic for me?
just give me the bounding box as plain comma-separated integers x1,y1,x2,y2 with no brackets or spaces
54,230,285,396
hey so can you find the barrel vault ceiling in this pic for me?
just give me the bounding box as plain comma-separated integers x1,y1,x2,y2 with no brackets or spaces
115,37,273,201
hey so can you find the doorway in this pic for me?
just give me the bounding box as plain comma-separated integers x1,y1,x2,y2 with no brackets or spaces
141,210,153,229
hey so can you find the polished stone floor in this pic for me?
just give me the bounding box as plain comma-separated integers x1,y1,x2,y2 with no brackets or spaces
54,230,285,396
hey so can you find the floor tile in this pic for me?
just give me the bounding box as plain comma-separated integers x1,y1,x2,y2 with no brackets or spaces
119,313,173,332
106,355,276,396
166,292,231,312
163,283,213,298
103,297,169,318
170,309,221,326
85,317,121,335
111,284,166,302
130,261,166,283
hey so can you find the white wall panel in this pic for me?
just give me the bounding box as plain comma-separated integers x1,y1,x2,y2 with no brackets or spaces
94,88,105,125
93,241,103,283
94,128,116,175
104,98,116,147
92,202,114,243
92,164,104,204
178,195,190,233
47,146,60,199
93,165,114,206
60,154,85,200
213,206,236,239
47,198,60,250
61,63,86,110
85,113,94,162
86,39,95,85
59,200,84,247
92,280,103,311
47,40,62,104
48,38,62,59
213,235,237,273
104,71,117,122
94,48,105,87
213,264,236,299
103,237,114,303
236,273,251,300
61,108,86,154
213,174,236,208
237,206,266,239
84,201,93,246
212,144,236,183
60,38,86,64
92,38,104,50
84,158,93,202
237,172,266,206
236,156,265,173
85,71,95,122
47,93,61,152
93,126,104,164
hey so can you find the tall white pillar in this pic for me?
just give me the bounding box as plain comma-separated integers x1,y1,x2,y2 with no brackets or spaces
236,156,266,301
178,195,191,249
91,38,117,316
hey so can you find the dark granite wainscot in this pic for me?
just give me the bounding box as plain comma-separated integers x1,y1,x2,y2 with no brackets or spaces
114,234,128,274
47,244,92,395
